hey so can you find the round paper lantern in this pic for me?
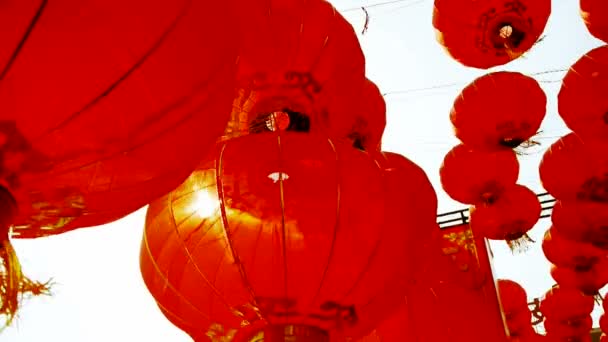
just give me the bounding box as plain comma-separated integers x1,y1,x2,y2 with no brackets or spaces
580,0,608,43
440,144,519,205
469,184,541,250
0,0,239,322
558,45,608,140
550,260,608,295
223,0,366,144
140,132,436,341
539,133,608,202
450,72,547,151
328,78,387,152
542,226,606,271
552,200,608,248
432,0,551,69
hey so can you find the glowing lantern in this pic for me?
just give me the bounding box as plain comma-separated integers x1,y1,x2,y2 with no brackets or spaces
539,133,608,202
223,0,366,146
450,72,547,151
551,200,608,248
440,144,519,205
469,184,541,250
432,0,551,69
580,0,608,43
558,45,608,140
0,0,238,323
140,131,437,341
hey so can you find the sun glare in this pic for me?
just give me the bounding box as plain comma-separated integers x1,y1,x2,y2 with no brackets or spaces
193,191,220,218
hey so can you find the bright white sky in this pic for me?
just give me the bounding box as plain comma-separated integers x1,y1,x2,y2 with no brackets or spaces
5,0,606,341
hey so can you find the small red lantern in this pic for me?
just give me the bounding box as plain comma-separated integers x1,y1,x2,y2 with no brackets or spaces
497,279,528,315
497,279,533,336
450,72,547,151
539,133,608,202
551,200,608,248
580,0,608,43
140,132,437,341
540,286,595,321
440,144,519,204
542,226,605,271
558,45,608,140
0,0,239,322
469,184,541,250
543,315,593,340
327,78,386,152
550,260,608,296
432,0,551,69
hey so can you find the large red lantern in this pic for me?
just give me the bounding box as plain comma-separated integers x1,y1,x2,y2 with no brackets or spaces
551,200,608,248
558,45,608,140
539,133,608,202
450,72,547,151
440,144,519,205
432,0,551,69
224,0,366,146
469,184,541,249
140,132,436,341
580,0,608,43
0,0,239,322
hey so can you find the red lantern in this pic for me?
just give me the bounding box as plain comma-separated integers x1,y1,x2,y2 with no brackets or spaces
469,184,541,250
542,226,606,271
539,133,608,202
432,0,551,69
551,200,608,249
0,0,239,322
580,0,608,43
558,45,608,140
540,286,595,321
450,72,547,151
140,132,436,341
224,0,366,144
440,144,519,204
327,78,386,152
497,279,529,315
550,260,608,295
543,316,593,340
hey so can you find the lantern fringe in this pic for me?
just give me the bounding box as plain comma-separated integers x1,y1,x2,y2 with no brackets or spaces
507,234,535,254
0,237,52,330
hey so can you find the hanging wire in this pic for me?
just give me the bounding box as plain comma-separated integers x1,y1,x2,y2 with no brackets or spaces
341,0,426,12
382,69,568,97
